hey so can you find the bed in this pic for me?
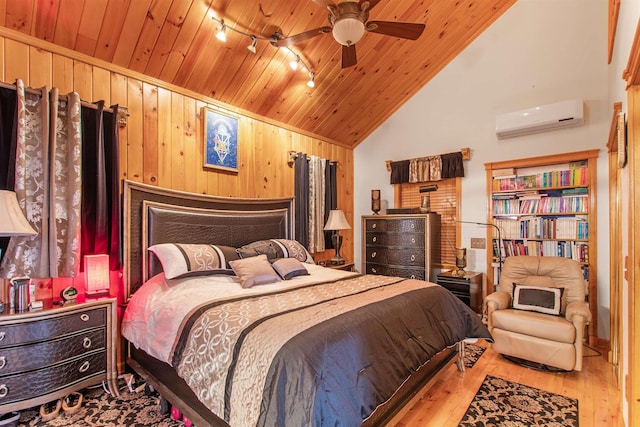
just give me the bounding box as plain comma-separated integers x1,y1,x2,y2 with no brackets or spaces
120,180,491,427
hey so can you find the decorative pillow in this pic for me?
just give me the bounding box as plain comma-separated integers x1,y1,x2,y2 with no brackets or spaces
148,243,239,279
271,258,309,280
229,254,281,288
512,284,563,315
237,239,314,264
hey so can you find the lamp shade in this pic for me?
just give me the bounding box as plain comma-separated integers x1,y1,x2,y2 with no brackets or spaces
84,254,110,296
332,17,365,46
324,210,351,231
0,190,37,236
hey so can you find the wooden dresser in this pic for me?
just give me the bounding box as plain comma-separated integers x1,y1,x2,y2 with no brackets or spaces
0,297,118,413
362,214,441,282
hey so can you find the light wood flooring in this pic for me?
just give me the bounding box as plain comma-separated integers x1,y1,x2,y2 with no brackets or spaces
390,340,621,427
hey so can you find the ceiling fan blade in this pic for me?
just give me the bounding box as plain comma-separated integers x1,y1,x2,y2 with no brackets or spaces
274,27,332,47
366,21,426,40
360,0,382,12
342,44,357,68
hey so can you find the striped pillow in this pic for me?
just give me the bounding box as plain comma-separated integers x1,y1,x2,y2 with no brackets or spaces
148,243,239,279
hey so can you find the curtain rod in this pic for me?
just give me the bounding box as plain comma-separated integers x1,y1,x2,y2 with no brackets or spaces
385,147,471,172
287,150,339,167
0,81,114,113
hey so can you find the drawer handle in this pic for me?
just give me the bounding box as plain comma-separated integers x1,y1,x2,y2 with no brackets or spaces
83,337,92,349
0,384,7,398
410,223,415,229
80,314,90,322
371,268,377,273
372,236,377,243
410,255,416,261
371,251,377,258
372,223,377,229
411,237,415,244
79,361,90,373
0,356,5,370
410,275,416,279
0,332,5,342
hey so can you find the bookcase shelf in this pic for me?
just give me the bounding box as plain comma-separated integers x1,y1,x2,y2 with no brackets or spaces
485,149,599,342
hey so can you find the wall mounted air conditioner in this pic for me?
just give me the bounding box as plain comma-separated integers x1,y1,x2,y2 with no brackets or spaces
495,99,584,139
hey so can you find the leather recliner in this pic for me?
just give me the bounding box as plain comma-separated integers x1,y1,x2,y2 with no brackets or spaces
483,256,592,371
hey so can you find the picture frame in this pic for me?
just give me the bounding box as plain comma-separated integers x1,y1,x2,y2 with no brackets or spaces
203,107,239,172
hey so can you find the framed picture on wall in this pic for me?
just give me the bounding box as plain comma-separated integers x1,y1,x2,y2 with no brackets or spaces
203,107,239,172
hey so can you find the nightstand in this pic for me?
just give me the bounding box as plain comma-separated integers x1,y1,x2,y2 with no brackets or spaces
436,271,482,312
323,262,355,272
0,297,119,413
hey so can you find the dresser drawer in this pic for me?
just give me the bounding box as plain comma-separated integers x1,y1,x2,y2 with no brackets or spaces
366,247,425,267
365,218,425,233
0,350,106,405
366,232,424,247
365,263,426,280
0,328,105,376
0,308,106,348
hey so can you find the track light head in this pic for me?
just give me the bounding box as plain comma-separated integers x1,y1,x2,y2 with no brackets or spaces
216,20,227,42
247,36,257,53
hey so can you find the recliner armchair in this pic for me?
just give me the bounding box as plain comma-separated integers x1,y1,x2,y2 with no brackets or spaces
483,256,592,371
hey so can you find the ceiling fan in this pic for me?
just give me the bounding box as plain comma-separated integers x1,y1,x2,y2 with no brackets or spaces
274,0,426,68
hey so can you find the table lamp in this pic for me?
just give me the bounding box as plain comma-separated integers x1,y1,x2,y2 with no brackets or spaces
324,210,351,265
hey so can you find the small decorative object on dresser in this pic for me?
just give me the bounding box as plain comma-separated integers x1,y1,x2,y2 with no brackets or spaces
418,184,438,213
371,190,381,214
0,297,119,414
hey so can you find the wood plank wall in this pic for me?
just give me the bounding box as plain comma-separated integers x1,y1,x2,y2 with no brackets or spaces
0,32,354,300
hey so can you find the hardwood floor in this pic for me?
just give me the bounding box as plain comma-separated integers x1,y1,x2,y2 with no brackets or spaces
390,340,622,427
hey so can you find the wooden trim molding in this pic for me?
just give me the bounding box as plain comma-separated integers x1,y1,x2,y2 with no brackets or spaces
623,18,640,88
608,102,623,152
609,0,621,64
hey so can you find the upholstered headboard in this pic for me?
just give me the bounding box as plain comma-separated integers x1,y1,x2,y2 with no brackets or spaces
123,180,294,298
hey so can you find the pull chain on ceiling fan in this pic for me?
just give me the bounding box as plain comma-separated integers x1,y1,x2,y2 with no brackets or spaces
274,0,426,68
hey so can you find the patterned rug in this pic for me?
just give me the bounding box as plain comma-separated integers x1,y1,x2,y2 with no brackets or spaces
14,344,487,426
458,375,579,426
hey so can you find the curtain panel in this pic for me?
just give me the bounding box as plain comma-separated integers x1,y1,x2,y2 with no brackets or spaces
0,80,119,279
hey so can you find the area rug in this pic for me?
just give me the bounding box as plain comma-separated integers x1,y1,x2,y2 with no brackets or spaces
458,375,579,427
17,381,181,427
464,343,486,369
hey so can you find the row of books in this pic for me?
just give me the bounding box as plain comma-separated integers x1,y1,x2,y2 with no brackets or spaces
493,216,588,240
493,239,589,262
493,195,588,215
492,167,588,191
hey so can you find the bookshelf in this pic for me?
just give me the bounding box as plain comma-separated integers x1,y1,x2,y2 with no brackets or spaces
485,149,599,342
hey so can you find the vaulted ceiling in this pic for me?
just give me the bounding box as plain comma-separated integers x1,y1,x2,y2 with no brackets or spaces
0,0,515,148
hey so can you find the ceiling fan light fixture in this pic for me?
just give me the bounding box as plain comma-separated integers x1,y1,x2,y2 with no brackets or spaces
332,17,365,46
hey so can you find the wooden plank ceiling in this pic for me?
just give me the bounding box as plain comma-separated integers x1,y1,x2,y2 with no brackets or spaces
0,0,515,148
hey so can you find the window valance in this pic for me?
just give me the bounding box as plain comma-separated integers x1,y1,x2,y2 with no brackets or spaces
386,148,470,184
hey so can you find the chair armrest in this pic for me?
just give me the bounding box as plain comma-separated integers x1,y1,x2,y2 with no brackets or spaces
484,291,511,312
565,300,592,324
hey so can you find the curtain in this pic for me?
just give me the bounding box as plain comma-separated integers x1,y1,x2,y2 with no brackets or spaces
0,81,87,279
0,81,50,278
49,88,82,277
294,153,309,249
324,161,337,248
80,102,121,270
0,87,17,260
308,156,326,253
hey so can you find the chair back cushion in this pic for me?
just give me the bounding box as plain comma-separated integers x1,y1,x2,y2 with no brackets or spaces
500,256,586,313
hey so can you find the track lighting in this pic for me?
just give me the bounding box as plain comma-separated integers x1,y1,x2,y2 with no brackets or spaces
210,13,316,87
289,56,300,71
216,20,227,42
247,36,258,53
